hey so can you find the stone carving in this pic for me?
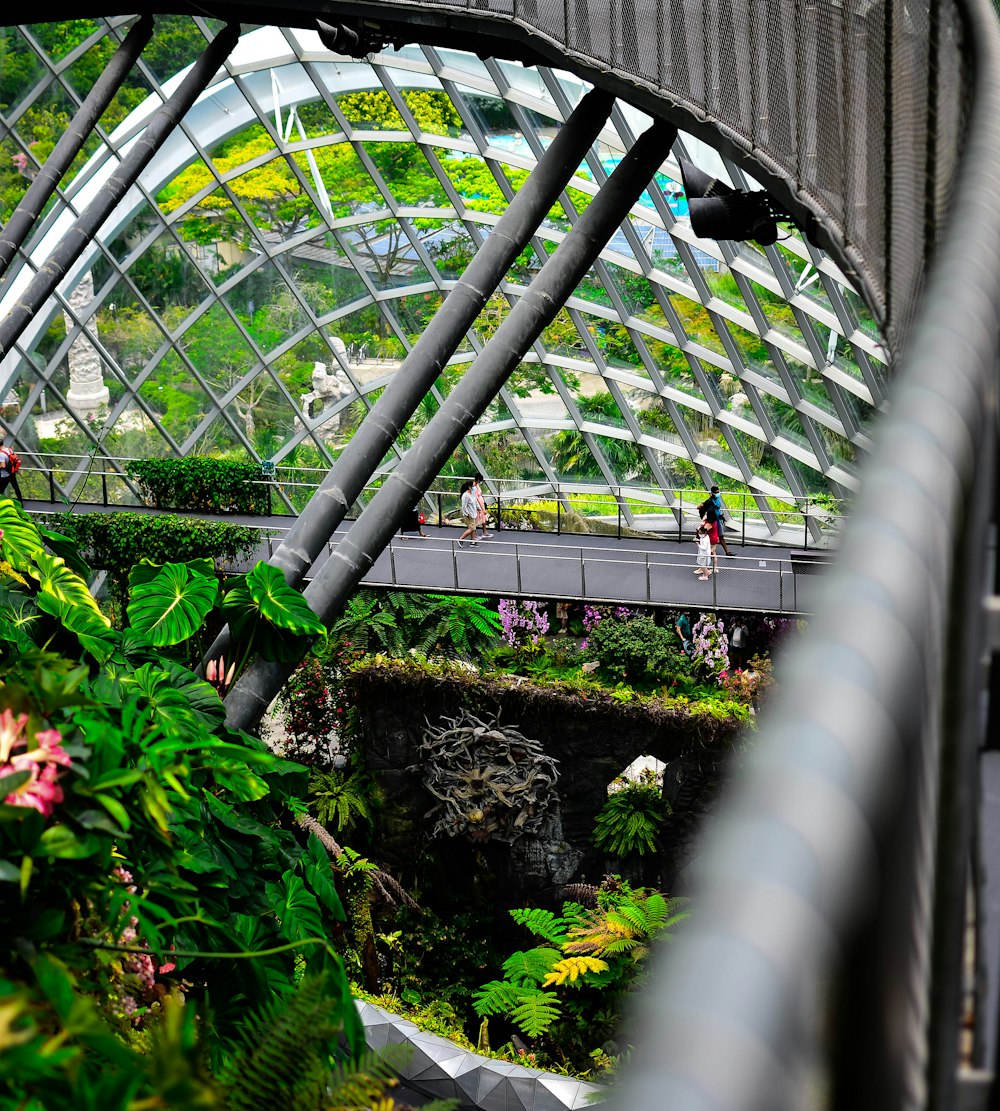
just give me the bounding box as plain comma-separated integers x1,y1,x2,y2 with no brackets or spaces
300,337,352,417
63,272,110,413
416,710,559,842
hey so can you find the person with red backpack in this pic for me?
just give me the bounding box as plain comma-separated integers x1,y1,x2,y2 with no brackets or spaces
0,439,22,500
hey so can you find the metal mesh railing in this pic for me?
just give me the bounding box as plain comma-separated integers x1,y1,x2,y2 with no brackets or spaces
350,0,973,354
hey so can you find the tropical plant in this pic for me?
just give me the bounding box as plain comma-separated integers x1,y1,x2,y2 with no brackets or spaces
0,498,384,1106
329,589,500,663
689,612,731,679
56,510,260,603
593,780,670,857
582,614,676,683
473,880,688,1072
309,765,380,835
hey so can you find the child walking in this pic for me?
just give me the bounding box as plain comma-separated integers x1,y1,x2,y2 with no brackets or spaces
694,522,712,580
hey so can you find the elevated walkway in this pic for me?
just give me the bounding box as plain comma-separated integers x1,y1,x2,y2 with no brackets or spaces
25,499,829,615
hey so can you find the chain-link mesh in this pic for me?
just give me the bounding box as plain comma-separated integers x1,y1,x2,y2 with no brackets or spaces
375,0,972,352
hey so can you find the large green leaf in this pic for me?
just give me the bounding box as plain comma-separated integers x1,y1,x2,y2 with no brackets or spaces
159,659,226,728
265,870,326,944
245,563,325,636
129,662,208,740
30,551,108,622
220,574,320,662
0,500,44,571
127,562,219,647
128,556,216,592
38,525,92,578
34,591,117,664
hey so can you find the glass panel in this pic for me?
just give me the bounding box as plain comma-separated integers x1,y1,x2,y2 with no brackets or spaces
400,88,464,137
288,248,370,313
669,291,726,354
336,89,406,130
137,349,212,441
471,427,545,483
364,142,449,207
0,29,46,116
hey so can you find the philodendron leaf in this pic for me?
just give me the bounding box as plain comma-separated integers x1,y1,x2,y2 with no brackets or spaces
30,551,108,621
128,557,216,593
127,562,219,647
244,562,325,636
38,525,92,578
34,591,116,664
0,500,44,572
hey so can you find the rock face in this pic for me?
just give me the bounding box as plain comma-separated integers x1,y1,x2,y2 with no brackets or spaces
351,664,746,904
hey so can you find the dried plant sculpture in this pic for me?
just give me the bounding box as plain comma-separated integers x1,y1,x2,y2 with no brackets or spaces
417,710,559,842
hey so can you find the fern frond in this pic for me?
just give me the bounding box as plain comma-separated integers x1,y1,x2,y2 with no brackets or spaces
610,902,649,937
541,956,609,987
509,906,568,945
502,946,560,985
325,1046,402,1109
509,990,562,1038
472,979,525,1018
218,972,347,1111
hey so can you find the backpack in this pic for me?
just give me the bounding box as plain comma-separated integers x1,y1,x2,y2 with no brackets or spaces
0,447,19,475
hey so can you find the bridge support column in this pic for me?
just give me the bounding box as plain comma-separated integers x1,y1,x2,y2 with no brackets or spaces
224,118,679,731
203,86,614,669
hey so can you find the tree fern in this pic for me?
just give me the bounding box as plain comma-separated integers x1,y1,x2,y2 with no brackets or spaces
502,946,560,985
542,956,609,986
509,990,563,1038
508,906,568,946
472,978,528,1018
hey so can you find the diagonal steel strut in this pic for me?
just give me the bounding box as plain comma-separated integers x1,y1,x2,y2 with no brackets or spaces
0,22,241,362
202,87,615,670
0,16,155,282
223,118,678,731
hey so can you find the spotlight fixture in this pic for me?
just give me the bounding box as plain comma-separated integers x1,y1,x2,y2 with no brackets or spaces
316,18,406,59
679,159,785,247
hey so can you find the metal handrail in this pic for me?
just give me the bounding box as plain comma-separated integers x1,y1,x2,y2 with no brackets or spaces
14,458,845,550
239,521,821,614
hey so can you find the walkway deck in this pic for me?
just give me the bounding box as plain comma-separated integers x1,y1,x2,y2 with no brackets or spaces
27,500,831,615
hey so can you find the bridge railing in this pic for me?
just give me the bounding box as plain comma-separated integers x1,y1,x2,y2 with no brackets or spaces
251,524,830,615
15,453,846,551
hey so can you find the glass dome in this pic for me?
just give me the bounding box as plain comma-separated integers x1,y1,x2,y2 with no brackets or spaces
0,17,886,516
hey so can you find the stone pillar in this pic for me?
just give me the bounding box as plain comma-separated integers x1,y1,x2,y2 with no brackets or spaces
63,272,109,413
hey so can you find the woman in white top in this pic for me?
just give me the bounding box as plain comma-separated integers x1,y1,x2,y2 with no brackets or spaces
458,481,479,547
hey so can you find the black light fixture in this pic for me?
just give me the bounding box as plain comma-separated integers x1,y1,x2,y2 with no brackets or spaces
316,18,406,59
679,159,785,247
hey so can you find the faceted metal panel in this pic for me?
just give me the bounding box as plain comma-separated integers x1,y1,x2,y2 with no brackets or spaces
357,1000,600,1109
0,20,884,531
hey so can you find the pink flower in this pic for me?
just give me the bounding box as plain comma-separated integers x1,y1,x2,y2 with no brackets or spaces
0,710,70,817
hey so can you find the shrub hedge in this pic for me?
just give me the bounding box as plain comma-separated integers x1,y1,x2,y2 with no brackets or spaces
126,457,271,515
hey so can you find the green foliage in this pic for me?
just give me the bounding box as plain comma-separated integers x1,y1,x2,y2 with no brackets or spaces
593,783,670,858
308,766,379,834
329,589,500,664
126,457,270,514
474,880,687,1072
56,511,259,601
126,561,220,647
0,506,376,1106
583,615,677,683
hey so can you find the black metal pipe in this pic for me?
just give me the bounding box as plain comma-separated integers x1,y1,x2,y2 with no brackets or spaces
223,119,678,731
0,16,154,281
0,23,241,361
202,87,613,668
